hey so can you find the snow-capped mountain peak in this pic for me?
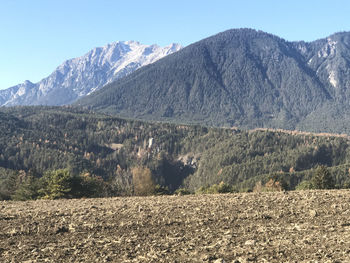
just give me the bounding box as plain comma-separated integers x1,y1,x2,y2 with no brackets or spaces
0,41,182,106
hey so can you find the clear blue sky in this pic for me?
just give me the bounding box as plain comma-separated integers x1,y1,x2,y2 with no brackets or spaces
1,0,350,90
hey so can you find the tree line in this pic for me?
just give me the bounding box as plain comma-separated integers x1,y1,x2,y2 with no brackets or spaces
1,106,350,200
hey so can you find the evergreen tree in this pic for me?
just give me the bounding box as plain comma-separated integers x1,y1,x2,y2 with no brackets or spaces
12,175,42,201
311,166,335,189
40,169,72,199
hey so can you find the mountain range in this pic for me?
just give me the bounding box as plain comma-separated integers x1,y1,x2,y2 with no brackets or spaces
0,41,181,106
3,28,350,134
76,29,350,134
3,29,350,199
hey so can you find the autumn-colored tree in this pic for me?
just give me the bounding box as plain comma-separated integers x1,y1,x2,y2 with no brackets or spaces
253,178,285,192
132,166,155,196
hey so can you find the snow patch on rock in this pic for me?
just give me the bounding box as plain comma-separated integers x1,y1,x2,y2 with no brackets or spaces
0,41,182,106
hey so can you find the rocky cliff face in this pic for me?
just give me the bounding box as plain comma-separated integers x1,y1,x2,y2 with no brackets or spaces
0,41,182,106
297,33,350,102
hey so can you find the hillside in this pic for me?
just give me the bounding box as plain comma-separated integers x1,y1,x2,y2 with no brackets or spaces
76,29,350,133
0,41,181,106
1,107,350,200
2,191,350,262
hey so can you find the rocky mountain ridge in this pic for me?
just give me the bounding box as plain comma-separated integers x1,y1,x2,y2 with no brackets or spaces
0,41,181,106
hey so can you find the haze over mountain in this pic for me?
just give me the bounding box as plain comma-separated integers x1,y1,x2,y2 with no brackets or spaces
76,28,350,134
0,41,181,106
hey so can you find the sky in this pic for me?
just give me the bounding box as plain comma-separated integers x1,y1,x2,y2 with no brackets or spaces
1,0,350,90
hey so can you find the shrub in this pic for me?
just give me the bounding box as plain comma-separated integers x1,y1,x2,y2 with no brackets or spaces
154,184,170,195
72,173,107,198
253,177,287,192
295,180,314,190
196,182,233,194
216,181,233,193
174,188,191,195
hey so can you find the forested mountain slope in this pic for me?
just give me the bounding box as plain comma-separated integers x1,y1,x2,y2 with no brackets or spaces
1,107,350,200
76,29,350,133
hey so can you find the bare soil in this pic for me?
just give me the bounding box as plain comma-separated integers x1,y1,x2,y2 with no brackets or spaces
1,190,350,262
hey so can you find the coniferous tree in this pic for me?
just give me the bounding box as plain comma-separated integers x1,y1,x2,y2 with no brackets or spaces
40,169,72,199
311,166,335,189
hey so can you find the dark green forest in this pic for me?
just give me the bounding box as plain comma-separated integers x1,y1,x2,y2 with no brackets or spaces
1,106,350,200
76,29,350,134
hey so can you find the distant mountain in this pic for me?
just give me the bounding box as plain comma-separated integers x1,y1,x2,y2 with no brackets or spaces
0,41,182,106
76,29,350,134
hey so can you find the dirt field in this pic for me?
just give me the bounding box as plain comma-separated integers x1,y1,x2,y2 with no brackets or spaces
1,190,350,262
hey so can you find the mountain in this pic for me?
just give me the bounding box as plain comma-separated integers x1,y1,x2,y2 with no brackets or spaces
0,41,182,106
76,29,350,134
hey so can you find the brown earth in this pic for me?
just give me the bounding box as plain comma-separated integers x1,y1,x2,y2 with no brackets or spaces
1,190,350,263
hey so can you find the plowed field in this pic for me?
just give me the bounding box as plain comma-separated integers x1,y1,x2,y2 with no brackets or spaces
1,190,350,262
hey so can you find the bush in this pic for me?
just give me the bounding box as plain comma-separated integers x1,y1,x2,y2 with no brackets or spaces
154,184,170,195
295,180,314,190
216,181,233,193
174,188,191,195
253,179,285,192
196,182,233,194
71,173,107,198
342,179,350,189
